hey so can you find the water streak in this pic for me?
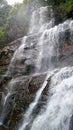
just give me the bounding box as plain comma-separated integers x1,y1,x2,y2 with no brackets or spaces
18,69,57,130
30,67,73,130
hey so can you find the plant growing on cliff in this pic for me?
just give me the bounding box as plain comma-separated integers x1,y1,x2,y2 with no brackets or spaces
0,69,5,74
45,0,73,22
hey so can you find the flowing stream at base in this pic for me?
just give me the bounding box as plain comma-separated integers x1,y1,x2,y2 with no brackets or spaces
0,6,73,130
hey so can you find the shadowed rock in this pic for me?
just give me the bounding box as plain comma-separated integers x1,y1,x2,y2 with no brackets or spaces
0,124,9,130
69,115,73,130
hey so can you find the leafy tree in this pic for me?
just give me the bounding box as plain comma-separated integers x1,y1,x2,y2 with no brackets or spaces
6,3,29,41
42,0,73,23
0,0,29,47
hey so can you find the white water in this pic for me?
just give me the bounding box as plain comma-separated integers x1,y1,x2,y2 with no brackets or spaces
30,67,73,130
3,92,10,106
29,6,53,34
0,79,16,123
0,92,10,124
1,5,73,130
3,78,17,106
6,6,54,76
6,6,73,75
17,6,73,130
18,69,58,130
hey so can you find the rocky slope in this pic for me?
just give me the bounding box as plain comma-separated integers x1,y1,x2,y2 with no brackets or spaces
0,35,73,130
0,19,73,130
0,38,22,75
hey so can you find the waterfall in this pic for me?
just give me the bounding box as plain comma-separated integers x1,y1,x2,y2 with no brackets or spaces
17,6,73,130
30,67,73,130
6,6,54,76
29,6,53,34
0,5,73,130
18,69,58,130
7,11,73,75
0,79,16,123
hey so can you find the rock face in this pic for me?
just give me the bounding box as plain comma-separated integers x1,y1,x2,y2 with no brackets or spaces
0,36,73,130
0,30,73,76
69,115,73,130
59,41,73,67
0,38,22,75
0,73,48,130
0,19,73,130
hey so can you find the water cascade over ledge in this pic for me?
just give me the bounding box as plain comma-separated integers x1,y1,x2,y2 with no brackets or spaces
0,6,73,130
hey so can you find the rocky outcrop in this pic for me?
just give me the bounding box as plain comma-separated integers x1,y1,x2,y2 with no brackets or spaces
58,40,73,67
61,40,71,52
0,73,50,130
0,38,22,75
0,19,73,130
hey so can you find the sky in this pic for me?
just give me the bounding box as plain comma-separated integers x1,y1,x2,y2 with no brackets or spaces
6,0,23,5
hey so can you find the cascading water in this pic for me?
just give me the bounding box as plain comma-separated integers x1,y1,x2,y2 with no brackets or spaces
6,6,54,76
0,79,17,124
18,69,58,130
30,67,73,130
0,5,73,130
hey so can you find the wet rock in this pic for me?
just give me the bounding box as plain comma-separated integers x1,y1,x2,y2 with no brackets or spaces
61,40,71,53
58,44,73,68
0,124,9,130
0,38,22,75
0,20,73,130
34,77,51,115
0,92,4,115
0,75,12,94
1,73,47,130
0,93,3,102
25,64,35,75
28,74,46,94
69,115,73,130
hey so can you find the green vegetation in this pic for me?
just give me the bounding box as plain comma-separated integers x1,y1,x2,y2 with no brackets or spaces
0,0,73,48
0,0,29,48
0,5,11,47
0,69,5,74
0,27,5,40
45,0,73,23
59,0,73,18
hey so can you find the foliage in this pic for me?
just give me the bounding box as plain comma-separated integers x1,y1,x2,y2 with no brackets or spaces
0,0,29,48
23,0,30,5
0,0,73,48
6,3,29,41
0,69,5,74
0,2,12,46
0,27,5,40
59,0,73,18
25,0,73,21
45,0,73,22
